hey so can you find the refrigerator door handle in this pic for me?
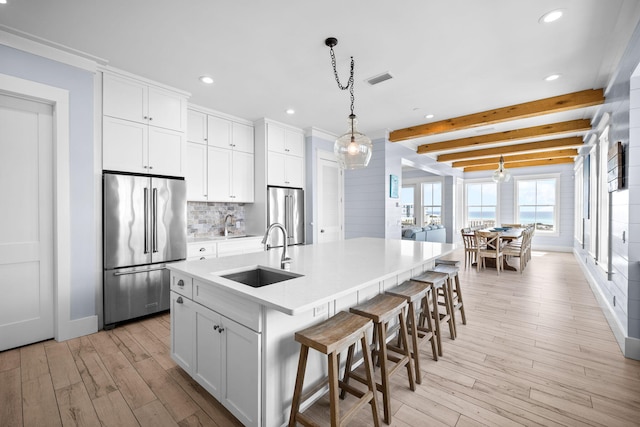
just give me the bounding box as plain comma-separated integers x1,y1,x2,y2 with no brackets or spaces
112,266,166,276
152,188,158,253
144,187,149,254
284,195,290,238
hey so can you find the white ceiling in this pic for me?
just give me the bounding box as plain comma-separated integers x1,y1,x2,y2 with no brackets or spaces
2,0,639,158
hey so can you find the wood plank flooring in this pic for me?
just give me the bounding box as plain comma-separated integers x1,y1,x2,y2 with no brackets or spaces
1,249,640,426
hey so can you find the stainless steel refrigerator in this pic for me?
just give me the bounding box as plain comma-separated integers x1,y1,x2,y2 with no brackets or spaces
103,172,186,328
266,186,304,248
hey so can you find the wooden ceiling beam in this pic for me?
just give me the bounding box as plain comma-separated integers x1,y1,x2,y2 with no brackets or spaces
389,88,603,142
436,136,585,162
463,157,575,172
452,149,579,168
416,119,591,154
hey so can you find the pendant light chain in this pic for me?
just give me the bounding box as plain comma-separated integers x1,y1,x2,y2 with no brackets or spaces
328,46,355,116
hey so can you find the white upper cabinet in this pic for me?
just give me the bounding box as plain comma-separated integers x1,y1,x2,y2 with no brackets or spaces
266,123,304,157
186,107,255,202
102,71,188,176
264,122,305,188
103,73,186,132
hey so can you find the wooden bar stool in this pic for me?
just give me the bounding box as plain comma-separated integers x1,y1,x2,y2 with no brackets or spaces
435,258,461,267
385,280,438,384
410,271,455,357
289,311,380,427
433,263,467,328
343,294,415,424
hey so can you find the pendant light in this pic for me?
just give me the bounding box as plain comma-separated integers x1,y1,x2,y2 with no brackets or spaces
492,155,512,183
325,37,372,169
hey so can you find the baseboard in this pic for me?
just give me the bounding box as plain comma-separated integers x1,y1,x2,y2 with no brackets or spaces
60,315,98,341
626,336,640,360
532,244,573,253
573,249,632,358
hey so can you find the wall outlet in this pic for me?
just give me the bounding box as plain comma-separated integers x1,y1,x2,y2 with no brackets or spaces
313,304,327,317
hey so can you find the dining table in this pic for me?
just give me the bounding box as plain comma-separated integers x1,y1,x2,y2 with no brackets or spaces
469,227,525,271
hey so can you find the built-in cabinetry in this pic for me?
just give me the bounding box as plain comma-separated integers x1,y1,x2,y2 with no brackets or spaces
266,123,305,187
245,119,306,237
170,272,261,427
186,237,263,261
186,107,254,202
102,70,188,176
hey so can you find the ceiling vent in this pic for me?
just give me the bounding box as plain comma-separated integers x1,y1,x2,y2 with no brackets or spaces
366,72,394,86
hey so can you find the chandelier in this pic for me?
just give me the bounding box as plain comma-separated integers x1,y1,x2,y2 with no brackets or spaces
325,37,372,170
492,155,511,183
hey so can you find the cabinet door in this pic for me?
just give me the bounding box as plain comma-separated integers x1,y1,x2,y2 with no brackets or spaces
221,316,261,427
232,151,254,202
284,129,304,157
170,292,195,373
232,122,254,154
103,116,148,173
266,122,286,153
193,303,223,400
186,142,207,201
148,127,184,177
285,155,304,188
267,151,286,187
148,87,185,131
208,146,232,201
187,110,208,144
208,115,232,149
103,74,147,124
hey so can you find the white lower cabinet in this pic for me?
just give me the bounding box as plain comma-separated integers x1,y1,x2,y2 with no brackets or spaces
171,290,261,427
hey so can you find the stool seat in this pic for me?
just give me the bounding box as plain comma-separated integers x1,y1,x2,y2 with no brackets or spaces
386,280,428,303
349,293,407,323
295,311,372,354
435,258,461,267
289,311,380,427
412,270,448,287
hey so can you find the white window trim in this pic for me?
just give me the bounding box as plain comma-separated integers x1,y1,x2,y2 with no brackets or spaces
574,157,584,245
513,173,561,237
464,178,500,227
403,176,444,227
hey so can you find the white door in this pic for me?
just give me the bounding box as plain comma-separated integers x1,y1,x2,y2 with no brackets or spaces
316,150,343,243
0,93,54,351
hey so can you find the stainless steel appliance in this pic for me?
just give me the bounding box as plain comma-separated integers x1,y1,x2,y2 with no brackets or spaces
266,186,304,248
103,172,186,328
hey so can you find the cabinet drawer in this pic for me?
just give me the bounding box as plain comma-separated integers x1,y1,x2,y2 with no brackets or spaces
193,280,262,332
171,272,193,298
187,242,217,259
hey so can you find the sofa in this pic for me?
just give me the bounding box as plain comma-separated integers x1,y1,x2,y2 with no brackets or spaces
402,225,446,243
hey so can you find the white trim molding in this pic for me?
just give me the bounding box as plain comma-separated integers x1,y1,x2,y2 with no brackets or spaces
0,73,80,342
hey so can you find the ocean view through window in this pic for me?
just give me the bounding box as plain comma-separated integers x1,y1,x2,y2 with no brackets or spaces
515,175,558,233
466,181,497,226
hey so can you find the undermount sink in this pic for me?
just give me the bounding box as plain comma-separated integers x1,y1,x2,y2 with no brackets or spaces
220,266,302,288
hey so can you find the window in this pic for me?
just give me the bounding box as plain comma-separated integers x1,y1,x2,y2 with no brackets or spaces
466,181,497,226
401,186,415,225
597,127,609,270
423,182,442,225
515,175,558,233
574,160,584,244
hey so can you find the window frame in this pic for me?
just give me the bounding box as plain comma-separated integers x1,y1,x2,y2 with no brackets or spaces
464,179,499,227
422,181,443,225
403,176,444,227
513,173,560,237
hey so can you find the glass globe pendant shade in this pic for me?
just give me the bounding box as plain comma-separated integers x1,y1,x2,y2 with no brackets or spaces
492,156,511,182
334,114,372,170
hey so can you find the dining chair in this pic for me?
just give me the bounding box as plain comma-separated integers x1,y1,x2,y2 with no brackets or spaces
474,230,504,275
503,228,531,273
460,229,478,269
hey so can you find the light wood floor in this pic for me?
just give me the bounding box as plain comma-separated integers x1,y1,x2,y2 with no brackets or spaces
2,249,640,426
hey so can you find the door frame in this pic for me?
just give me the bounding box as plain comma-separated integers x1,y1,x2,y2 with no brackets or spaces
314,149,344,243
0,73,73,341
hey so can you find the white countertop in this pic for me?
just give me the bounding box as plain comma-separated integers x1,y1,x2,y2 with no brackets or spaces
169,237,455,315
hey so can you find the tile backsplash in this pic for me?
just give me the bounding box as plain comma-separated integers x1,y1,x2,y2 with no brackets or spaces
187,202,246,239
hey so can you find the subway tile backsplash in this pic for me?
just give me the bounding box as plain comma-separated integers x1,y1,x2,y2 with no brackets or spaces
187,202,246,239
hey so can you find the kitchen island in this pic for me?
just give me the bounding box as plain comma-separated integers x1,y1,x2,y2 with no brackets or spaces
167,237,455,427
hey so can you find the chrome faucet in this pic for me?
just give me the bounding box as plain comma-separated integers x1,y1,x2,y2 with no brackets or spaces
261,223,291,270
223,214,234,237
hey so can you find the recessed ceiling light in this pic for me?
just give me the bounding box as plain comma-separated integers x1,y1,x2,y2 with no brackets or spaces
0,0,7,4
425,114,434,119
286,108,295,115
199,75,214,85
544,74,561,82
539,9,564,24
